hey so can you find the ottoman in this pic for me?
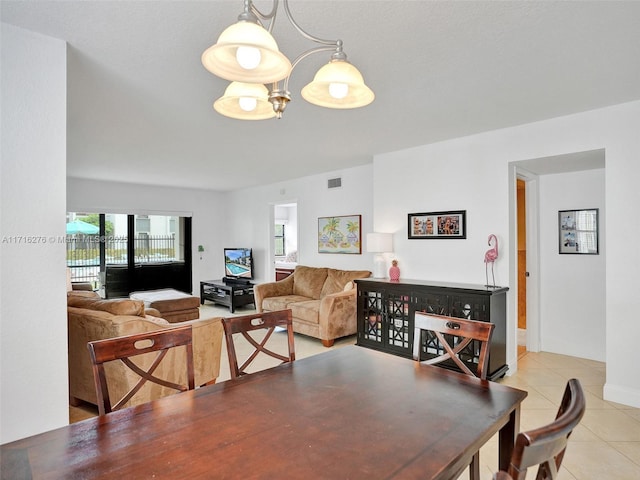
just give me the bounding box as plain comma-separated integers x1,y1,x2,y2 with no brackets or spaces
130,288,200,323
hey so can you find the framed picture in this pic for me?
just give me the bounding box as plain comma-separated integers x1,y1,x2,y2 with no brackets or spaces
558,209,599,254
318,215,362,254
408,210,466,239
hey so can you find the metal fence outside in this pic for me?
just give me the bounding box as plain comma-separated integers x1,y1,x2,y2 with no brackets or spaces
67,234,177,283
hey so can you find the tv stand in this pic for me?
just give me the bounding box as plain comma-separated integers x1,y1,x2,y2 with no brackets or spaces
223,276,251,285
200,280,254,313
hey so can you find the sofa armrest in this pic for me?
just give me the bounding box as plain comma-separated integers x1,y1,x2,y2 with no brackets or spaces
144,307,162,317
254,274,295,312
179,316,224,386
318,289,358,341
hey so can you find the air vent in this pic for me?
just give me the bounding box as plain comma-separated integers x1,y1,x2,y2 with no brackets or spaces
327,177,342,189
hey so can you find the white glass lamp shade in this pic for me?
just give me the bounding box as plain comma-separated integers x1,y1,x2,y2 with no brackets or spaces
213,82,276,120
202,21,292,84
366,233,393,253
301,59,375,109
367,233,393,279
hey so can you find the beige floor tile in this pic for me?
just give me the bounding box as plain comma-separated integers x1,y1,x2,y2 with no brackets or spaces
566,423,603,443
520,386,560,409
610,442,640,467
516,353,550,370
562,440,640,479
623,409,640,421
535,384,617,410
553,367,606,386
511,367,569,387
525,352,591,369
580,409,640,441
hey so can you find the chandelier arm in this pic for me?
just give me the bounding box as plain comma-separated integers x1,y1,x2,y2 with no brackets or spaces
282,0,339,46
282,45,337,91
246,0,279,32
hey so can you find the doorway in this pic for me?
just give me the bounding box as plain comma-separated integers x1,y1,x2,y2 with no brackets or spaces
516,179,527,358
270,202,298,280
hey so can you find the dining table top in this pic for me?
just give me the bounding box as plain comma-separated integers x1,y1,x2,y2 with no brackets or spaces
1,345,527,479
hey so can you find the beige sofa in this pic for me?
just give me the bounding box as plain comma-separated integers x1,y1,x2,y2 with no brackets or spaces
254,265,371,347
67,291,223,409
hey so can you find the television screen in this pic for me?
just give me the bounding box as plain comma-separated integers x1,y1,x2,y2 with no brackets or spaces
224,248,254,279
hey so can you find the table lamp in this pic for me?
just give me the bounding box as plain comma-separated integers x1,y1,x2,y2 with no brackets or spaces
366,233,393,278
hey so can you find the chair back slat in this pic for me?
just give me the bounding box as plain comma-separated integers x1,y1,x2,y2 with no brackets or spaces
87,325,195,415
223,310,295,379
413,312,494,379
497,379,586,480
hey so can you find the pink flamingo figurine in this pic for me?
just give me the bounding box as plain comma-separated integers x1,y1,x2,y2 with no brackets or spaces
484,234,498,288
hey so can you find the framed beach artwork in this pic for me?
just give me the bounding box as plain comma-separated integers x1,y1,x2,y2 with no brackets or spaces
408,210,466,239
318,215,362,254
558,208,599,254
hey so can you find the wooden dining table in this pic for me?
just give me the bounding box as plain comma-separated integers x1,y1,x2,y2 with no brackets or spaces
1,346,527,479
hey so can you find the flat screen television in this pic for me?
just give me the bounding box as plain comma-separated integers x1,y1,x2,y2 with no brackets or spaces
224,247,254,279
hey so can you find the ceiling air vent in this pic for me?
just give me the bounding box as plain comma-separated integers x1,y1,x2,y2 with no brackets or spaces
327,177,342,189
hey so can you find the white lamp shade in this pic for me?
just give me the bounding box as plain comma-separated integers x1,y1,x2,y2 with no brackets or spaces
301,59,375,109
366,233,393,253
213,82,276,120
202,21,292,84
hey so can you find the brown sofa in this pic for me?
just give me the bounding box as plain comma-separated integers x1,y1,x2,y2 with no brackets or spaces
254,265,371,347
67,291,224,409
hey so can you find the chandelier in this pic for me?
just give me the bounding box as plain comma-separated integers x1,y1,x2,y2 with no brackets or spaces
201,0,374,120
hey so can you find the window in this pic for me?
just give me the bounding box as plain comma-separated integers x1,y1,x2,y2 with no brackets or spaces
275,223,285,256
67,213,192,297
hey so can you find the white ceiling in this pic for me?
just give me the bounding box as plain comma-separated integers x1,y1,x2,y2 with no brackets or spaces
2,1,639,191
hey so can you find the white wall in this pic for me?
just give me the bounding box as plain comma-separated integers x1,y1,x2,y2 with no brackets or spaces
226,165,374,282
538,169,605,361
1,24,68,444
373,101,640,407
66,178,228,291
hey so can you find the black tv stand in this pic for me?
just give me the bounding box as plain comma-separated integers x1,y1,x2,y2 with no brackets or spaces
223,276,251,285
200,280,254,313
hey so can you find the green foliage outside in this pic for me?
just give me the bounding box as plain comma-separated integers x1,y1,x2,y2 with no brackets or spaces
79,214,114,236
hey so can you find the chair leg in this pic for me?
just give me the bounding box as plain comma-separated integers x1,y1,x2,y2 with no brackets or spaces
321,339,335,347
469,452,480,480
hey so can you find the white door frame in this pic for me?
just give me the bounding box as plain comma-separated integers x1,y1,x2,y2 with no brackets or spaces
269,200,299,281
508,165,541,374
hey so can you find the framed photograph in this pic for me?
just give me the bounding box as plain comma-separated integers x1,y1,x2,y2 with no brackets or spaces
408,210,466,239
318,215,362,254
558,209,599,254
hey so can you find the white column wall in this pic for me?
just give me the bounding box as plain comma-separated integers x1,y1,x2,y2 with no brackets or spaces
1,24,68,444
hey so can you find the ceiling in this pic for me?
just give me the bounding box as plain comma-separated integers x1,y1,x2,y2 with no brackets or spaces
3,1,639,191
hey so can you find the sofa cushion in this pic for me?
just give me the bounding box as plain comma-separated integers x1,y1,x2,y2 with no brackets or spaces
67,295,145,317
292,266,328,300
262,295,311,312
289,300,321,325
320,269,371,297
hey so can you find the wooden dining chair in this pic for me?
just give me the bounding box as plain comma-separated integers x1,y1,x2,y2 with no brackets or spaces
87,325,194,415
413,311,495,379
413,311,495,480
223,309,295,379
494,379,586,480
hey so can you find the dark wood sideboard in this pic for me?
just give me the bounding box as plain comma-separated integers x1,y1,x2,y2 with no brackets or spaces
275,267,295,281
355,278,509,380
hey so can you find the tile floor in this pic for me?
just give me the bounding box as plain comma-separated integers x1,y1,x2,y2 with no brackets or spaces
70,304,640,479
